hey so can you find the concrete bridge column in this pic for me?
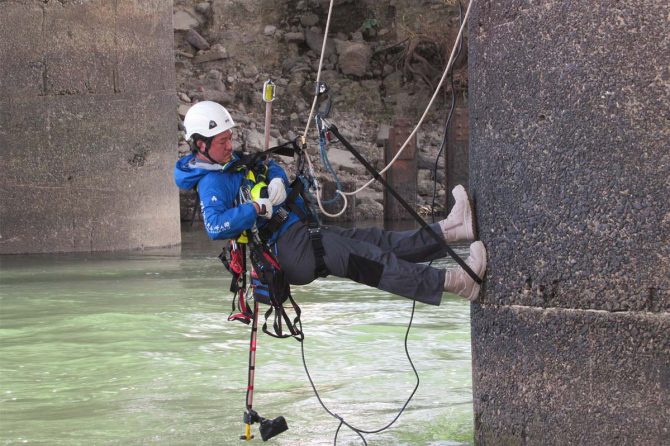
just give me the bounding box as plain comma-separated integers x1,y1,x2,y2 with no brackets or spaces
469,1,669,444
0,0,179,254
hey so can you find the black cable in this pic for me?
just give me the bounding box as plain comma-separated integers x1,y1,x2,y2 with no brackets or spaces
333,420,343,446
300,3,465,444
431,0,464,222
300,300,419,445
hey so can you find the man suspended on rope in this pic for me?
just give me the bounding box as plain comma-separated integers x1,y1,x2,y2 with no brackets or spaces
174,101,487,307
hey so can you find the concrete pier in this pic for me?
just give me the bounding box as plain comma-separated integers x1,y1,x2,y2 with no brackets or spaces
0,1,179,254
469,1,669,444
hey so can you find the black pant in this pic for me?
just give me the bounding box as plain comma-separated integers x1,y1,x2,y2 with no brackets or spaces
275,222,447,305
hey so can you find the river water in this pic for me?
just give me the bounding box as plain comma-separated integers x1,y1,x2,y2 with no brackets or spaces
1,225,474,446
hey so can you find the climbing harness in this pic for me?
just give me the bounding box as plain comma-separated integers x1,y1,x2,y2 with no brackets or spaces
221,143,307,341
218,152,301,442
219,135,344,441
249,241,303,340
221,239,291,441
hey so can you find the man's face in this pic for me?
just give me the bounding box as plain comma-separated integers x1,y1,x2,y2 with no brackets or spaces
198,130,234,164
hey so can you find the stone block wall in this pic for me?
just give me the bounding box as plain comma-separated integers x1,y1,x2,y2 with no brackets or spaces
0,0,180,253
469,1,669,444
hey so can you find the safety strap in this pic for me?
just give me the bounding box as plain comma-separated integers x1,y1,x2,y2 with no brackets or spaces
220,244,253,324
249,243,304,342
258,207,290,241
262,293,303,342
284,178,329,278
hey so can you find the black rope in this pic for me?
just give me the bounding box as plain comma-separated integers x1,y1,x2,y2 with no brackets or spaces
299,4,466,444
300,300,419,445
327,123,482,284
431,0,464,221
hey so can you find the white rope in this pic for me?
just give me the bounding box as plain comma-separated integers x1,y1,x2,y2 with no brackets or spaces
322,0,474,217
302,0,335,141
300,0,473,218
349,0,473,195
296,0,348,218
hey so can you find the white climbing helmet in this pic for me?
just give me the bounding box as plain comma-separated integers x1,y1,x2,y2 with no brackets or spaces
183,101,236,140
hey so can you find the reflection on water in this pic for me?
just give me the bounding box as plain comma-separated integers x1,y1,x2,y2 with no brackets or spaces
1,223,473,445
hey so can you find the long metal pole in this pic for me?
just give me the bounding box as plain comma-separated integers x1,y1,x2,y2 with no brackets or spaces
327,123,482,284
242,301,260,440
241,79,278,441
264,104,272,150
263,80,275,151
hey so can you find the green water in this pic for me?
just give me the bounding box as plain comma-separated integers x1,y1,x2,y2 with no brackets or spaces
0,228,473,446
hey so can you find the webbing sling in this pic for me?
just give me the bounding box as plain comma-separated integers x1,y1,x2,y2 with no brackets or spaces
220,243,253,324
257,207,289,241
248,242,303,341
283,178,329,278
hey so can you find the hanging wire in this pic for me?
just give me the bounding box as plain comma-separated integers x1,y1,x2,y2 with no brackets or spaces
300,300,420,445
312,0,475,218
298,2,469,444
317,116,343,206
431,0,464,223
302,0,335,141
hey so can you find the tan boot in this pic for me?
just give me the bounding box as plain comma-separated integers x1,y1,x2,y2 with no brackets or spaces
444,241,487,301
439,185,476,242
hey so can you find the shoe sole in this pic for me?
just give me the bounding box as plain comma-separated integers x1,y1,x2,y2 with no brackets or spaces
467,241,487,300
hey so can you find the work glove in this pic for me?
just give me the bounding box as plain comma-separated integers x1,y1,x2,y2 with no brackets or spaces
267,178,287,206
254,198,273,219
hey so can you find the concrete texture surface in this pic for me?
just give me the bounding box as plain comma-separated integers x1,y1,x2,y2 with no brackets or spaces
469,0,669,444
472,305,669,445
0,0,180,253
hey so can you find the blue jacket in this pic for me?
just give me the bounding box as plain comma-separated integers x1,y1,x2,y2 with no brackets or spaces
174,153,302,243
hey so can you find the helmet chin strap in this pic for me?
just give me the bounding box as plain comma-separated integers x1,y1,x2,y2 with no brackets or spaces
191,137,220,164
